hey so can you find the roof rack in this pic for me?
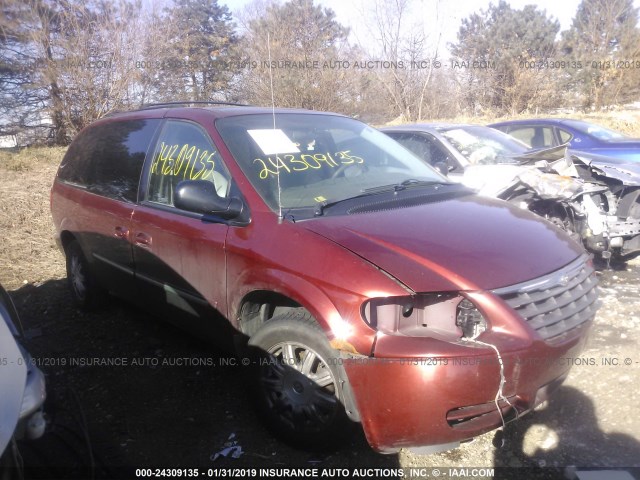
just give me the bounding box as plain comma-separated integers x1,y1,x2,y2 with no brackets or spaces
103,100,252,117
138,101,250,110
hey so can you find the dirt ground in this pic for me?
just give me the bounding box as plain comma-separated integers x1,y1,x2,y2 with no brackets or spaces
1,147,639,480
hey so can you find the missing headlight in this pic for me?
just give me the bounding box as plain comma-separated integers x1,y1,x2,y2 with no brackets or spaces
456,298,487,339
363,293,489,338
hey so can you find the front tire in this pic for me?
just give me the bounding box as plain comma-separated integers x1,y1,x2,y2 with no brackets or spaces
248,310,353,450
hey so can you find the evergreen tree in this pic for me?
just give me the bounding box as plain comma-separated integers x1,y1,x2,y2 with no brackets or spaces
451,1,560,114
562,0,640,109
236,0,360,113
149,0,239,102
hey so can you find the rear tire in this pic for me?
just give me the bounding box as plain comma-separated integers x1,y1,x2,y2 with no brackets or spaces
65,240,106,310
248,310,353,450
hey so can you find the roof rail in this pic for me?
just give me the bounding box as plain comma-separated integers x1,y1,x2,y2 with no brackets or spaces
102,100,253,118
138,101,250,110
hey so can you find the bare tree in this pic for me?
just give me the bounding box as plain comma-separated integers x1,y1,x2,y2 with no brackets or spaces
358,0,445,122
1,0,154,144
0,1,51,142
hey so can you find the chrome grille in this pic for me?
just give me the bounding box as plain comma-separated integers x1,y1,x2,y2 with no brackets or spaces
493,254,599,341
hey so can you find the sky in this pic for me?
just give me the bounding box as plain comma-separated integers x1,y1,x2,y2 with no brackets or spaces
221,0,640,55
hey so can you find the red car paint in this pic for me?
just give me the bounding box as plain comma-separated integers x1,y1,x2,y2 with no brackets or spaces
51,106,598,453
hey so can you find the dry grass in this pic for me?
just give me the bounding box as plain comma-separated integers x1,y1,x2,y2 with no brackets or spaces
0,146,68,290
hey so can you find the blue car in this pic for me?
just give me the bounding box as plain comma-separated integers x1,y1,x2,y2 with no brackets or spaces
489,118,640,162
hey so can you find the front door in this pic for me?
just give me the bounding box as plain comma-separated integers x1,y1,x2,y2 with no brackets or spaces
131,120,234,342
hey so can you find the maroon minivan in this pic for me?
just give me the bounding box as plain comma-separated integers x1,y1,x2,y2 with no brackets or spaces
51,104,598,454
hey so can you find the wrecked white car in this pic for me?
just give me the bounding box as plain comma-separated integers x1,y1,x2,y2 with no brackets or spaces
0,284,47,477
567,150,640,259
382,124,640,261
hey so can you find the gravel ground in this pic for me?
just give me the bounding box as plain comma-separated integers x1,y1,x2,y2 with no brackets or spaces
1,148,639,480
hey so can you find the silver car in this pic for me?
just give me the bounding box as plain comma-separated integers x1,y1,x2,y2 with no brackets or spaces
382,124,639,261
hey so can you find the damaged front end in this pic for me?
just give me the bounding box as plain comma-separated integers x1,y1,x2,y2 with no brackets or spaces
466,148,640,260
497,164,612,255
567,151,640,259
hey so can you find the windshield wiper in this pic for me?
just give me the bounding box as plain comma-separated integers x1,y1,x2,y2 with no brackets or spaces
362,178,450,194
313,192,380,217
313,179,453,216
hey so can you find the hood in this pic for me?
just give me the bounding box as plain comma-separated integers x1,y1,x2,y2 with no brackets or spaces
302,195,583,292
461,164,528,197
512,144,566,162
461,164,586,200
569,150,640,185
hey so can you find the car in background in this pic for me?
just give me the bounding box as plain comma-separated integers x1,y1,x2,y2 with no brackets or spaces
381,123,640,260
0,284,47,475
381,123,541,175
489,118,640,162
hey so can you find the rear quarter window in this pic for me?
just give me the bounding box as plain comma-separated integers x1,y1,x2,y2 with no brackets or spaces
558,129,572,144
57,119,160,202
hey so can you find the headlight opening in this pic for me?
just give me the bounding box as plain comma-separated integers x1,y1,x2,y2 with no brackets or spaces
456,298,487,339
363,294,488,339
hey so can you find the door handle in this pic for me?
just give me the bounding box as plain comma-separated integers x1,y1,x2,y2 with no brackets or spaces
135,232,152,247
114,226,129,239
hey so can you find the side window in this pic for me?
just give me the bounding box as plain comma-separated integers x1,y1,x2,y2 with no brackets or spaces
146,121,230,207
508,127,535,147
388,133,431,162
539,127,555,147
58,130,92,186
558,128,572,144
389,133,459,172
510,126,554,148
423,133,461,172
58,119,160,202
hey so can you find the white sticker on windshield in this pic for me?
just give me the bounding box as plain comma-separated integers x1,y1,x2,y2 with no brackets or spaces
248,129,300,155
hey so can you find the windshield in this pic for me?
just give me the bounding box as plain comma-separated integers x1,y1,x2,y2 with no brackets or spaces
440,126,530,165
216,113,448,212
562,120,628,141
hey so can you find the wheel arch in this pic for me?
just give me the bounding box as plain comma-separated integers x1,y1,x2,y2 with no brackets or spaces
230,267,376,357
236,287,337,339
237,290,306,337
244,302,363,425
59,230,77,253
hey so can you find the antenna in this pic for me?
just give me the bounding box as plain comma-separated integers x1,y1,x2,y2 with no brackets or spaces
266,31,283,222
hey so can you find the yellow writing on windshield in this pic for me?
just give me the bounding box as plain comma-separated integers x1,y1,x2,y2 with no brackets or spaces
150,142,216,181
254,150,364,180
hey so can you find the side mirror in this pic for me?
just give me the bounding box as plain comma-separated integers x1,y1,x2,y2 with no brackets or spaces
174,180,243,220
433,161,449,176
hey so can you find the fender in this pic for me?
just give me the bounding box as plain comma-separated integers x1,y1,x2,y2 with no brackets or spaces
227,266,380,357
